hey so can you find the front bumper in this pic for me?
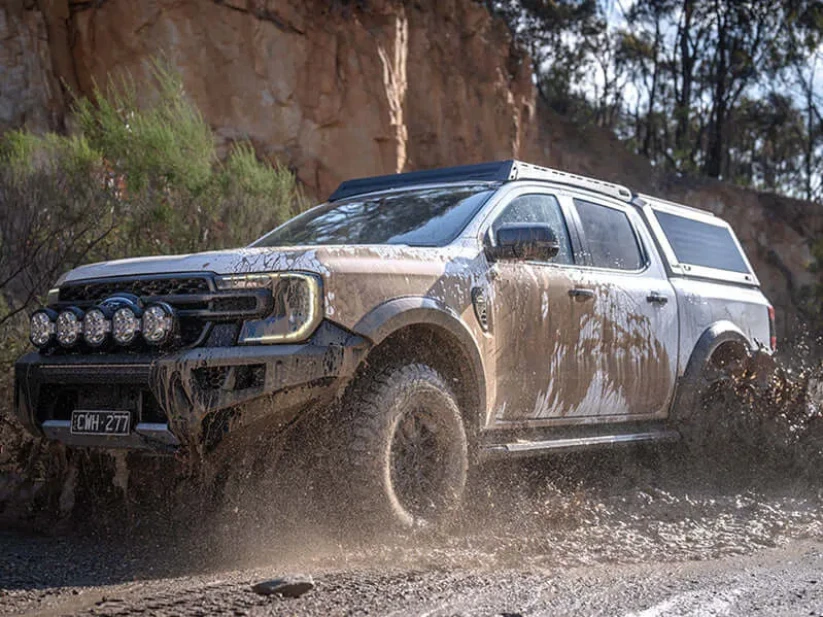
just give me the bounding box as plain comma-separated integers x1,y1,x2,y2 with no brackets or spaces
13,321,368,452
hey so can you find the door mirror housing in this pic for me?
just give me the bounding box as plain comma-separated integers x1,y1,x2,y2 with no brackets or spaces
486,223,560,262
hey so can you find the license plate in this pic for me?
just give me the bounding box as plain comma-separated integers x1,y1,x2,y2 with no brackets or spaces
70,410,131,436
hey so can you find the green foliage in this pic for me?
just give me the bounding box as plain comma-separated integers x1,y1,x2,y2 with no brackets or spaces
0,59,305,326
491,0,603,115
218,144,300,246
73,61,216,196
1,130,100,181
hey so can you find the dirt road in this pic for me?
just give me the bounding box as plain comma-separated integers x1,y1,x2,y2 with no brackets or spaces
3,531,823,617
3,450,823,617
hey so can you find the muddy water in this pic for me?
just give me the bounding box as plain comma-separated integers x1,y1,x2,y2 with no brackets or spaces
195,353,817,566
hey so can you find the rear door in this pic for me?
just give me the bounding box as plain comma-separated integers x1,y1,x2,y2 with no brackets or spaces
568,196,679,418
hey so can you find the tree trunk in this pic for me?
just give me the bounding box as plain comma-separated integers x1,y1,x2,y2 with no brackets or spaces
804,66,816,202
674,0,695,154
642,17,662,159
704,1,727,178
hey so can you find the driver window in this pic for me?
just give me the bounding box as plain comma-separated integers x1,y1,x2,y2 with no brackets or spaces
492,194,574,265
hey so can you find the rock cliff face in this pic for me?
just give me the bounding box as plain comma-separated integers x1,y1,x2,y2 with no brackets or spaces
0,0,65,134
1,0,819,339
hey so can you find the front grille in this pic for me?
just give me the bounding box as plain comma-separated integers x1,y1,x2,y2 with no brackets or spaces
179,317,210,347
52,274,270,353
212,296,258,313
60,276,211,303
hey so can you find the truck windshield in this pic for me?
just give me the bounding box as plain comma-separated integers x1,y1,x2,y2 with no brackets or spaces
253,185,494,248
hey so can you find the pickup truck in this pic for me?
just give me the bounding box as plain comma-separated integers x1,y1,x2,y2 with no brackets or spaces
13,160,775,528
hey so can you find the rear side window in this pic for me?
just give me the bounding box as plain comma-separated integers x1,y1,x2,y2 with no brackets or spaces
575,199,644,270
654,210,749,274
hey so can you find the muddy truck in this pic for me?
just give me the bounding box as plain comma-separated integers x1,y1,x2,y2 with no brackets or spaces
12,160,775,528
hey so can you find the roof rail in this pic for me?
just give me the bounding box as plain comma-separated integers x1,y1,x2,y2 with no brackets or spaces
509,161,633,202
328,160,634,202
636,193,715,217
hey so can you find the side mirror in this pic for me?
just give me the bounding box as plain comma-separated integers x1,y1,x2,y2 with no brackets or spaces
486,223,560,262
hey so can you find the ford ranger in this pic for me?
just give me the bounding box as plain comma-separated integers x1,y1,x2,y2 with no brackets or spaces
13,160,775,527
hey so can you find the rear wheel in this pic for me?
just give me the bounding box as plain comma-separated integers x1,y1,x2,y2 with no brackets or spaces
333,363,468,530
674,343,749,449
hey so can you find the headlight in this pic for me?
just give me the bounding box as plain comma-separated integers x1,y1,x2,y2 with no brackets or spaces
112,306,140,345
215,272,322,344
56,307,84,347
30,309,57,348
142,303,175,346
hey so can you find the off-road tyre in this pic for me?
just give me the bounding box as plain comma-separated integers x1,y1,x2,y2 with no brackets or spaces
331,363,468,531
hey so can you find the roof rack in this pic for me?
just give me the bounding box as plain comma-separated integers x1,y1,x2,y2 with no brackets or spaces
509,161,633,202
328,160,635,202
636,193,715,217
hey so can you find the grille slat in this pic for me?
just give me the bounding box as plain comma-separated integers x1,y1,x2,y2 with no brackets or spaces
211,296,258,313
60,276,211,303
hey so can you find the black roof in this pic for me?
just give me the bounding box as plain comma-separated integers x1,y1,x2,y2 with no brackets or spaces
328,161,516,201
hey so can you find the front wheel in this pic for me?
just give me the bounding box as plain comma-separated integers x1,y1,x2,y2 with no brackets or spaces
333,363,468,530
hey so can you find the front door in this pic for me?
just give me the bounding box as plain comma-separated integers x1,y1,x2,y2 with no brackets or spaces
488,191,596,422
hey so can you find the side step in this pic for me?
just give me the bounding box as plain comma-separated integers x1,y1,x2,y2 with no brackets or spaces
481,429,680,459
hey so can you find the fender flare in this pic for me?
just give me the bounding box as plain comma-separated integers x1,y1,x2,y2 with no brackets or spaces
353,297,487,419
672,320,752,417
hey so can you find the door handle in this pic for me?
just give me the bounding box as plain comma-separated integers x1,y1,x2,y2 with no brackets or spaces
647,292,669,305
569,288,595,300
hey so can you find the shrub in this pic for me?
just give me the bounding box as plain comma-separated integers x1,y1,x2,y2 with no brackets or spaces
0,59,305,325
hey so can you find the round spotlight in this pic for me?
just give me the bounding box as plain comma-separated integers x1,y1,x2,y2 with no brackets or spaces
56,308,84,348
83,307,111,347
141,303,175,346
112,306,140,345
30,309,57,348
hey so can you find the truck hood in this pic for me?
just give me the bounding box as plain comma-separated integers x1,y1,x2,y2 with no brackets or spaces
61,247,329,283
60,244,480,284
